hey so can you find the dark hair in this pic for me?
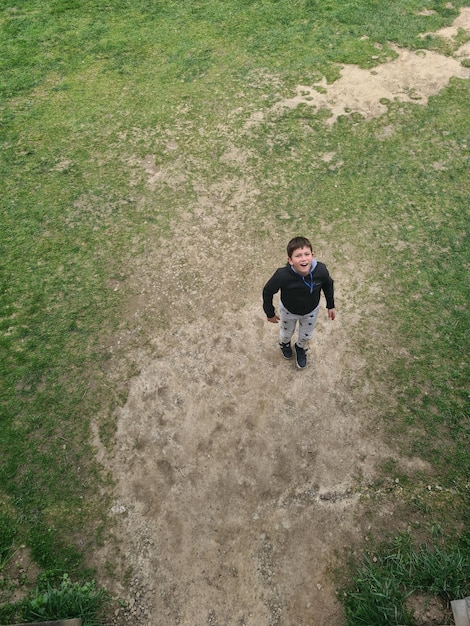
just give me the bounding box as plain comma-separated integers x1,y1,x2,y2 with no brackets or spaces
287,236,313,258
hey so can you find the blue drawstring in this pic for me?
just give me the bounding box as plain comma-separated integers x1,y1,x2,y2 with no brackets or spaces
302,272,314,293
289,260,317,293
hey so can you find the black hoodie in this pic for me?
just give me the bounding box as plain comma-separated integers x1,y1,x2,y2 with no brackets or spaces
262,262,335,318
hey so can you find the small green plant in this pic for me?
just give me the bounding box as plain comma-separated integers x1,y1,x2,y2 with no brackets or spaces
0,512,16,571
20,574,109,626
0,602,17,625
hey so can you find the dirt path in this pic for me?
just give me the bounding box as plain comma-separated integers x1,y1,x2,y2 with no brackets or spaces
99,252,382,625
94,12,470,626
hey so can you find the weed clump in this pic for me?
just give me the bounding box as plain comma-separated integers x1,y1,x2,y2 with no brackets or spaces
0,573,109,626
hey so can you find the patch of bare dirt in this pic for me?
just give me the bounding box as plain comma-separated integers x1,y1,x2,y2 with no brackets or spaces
0,547,41,606
245,8,470,127
92,10,469,626
405,592,453,626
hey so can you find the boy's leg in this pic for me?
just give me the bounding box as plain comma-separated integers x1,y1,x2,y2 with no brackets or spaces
278,302,298,345
296,305,320,349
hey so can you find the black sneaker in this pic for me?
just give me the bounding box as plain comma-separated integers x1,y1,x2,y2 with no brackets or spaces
294,343,307,369
279,342,293,359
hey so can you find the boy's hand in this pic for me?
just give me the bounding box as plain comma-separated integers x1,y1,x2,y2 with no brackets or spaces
328,308,336,321
267,315,280,324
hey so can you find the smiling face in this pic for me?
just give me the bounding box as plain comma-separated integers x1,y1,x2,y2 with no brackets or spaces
288,246,314,275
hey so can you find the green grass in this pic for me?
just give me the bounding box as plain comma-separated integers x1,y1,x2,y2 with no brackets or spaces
1,0,470,621
2,573,109,626
340,532,470,625
22,574,108,625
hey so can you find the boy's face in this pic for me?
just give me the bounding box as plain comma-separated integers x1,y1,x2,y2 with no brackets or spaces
288,246,314,275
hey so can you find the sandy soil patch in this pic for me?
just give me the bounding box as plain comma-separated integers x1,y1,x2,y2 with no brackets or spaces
245,8,470,127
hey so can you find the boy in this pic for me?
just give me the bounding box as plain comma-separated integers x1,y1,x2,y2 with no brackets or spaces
262,236,335,369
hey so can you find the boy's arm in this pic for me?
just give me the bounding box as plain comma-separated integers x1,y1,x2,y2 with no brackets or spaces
321,269,335,311
262,271,281,319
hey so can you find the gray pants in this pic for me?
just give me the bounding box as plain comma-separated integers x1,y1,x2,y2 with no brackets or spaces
279,301,320,349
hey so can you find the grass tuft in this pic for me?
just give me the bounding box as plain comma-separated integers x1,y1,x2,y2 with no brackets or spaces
340,532,470,625
20,573,109,626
